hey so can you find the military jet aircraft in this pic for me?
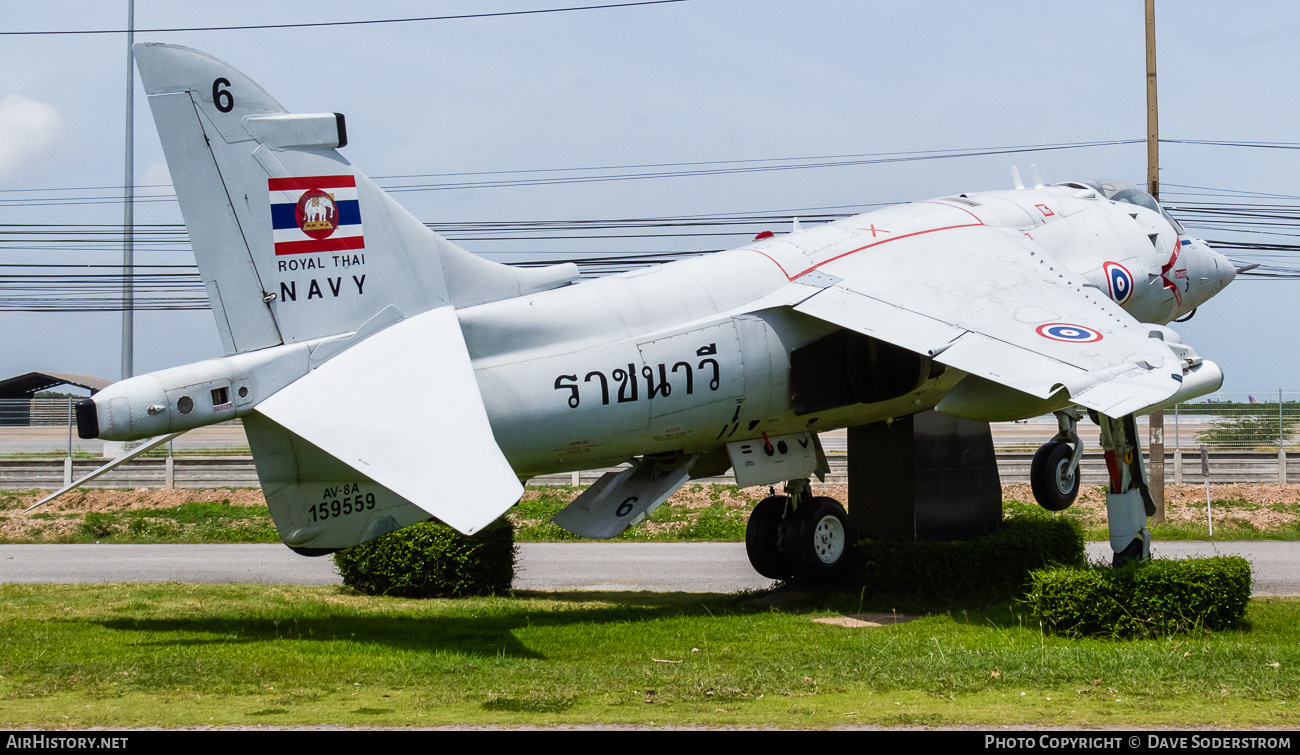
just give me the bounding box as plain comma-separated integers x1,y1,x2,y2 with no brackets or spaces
49,44,1236,579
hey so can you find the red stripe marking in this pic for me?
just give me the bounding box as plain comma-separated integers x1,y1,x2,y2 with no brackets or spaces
741,247,794,278
267,175,357,192
274,236,366,255
790,222,982,279
743,201,987,281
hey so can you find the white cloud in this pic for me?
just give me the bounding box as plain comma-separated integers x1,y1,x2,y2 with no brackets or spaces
138,161,173,197
0,94,65,181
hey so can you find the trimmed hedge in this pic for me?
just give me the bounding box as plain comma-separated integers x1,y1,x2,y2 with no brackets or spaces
1026,556,1252,639
332,519,515,598
845,516,1085,602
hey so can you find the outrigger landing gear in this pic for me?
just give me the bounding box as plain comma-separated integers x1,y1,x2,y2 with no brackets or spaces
1096,412,1154,566
1030,407,1083,512
744,478,850,581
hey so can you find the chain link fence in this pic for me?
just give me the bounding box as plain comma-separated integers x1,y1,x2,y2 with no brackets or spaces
3,394,1298,457
1,394,1296,489
2,393,1296,459
0,398,247,459
1166,391,1300,452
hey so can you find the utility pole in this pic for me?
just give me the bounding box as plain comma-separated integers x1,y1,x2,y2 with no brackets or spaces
1145,0,1165,523
121,0,135,380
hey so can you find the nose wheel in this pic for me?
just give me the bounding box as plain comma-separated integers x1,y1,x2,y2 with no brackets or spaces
1030,408,1084,512
744,484,850,581
1030,440,1081,511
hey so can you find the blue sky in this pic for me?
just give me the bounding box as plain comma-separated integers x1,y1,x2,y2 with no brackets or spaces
1,0,1296,391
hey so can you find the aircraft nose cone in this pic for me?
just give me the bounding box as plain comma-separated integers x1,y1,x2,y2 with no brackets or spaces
1214,249,1236,289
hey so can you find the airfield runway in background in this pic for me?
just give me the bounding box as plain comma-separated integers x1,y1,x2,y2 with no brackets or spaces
0,542,1297,596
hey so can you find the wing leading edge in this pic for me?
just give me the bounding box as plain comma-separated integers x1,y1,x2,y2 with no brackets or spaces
790,224,1218,419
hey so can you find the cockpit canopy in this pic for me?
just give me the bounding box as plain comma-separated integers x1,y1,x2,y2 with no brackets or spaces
1060,179,1186,234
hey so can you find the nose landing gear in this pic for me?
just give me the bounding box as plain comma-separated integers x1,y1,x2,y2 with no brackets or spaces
1030,407,1084,511
744,478,850,581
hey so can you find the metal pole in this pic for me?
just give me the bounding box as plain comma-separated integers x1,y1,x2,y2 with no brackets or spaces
1281,389,1288,484
165,438,175,489
1145,0,1165,522
1173,401,1182,484
121,0,135,380
1201,445,1212,536
64,397,74,487
1145,0,1160,202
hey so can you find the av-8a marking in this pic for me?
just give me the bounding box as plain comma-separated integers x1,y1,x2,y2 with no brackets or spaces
51,44,1236,579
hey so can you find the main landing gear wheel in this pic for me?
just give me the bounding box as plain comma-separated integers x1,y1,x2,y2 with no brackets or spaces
745,494,851,581
1030,440,1081,512
789,496,850,580
745,494,793,580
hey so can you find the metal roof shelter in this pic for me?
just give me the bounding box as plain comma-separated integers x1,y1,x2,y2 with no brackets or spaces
0,373,113,427
0,372,112,399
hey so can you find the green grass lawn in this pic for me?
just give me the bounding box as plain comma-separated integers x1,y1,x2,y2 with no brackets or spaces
0,584,1295,728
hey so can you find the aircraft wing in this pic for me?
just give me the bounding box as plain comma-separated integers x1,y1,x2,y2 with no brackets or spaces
790,224,1188,418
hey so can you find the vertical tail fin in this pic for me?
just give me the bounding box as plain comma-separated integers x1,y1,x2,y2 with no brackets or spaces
135,43,577,354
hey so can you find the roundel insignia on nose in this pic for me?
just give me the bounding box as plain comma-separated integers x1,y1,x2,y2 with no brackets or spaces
1036,323,1104,343
1102,261,1133,304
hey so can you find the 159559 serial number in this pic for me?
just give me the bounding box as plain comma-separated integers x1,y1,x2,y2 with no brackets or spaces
309,488,376,522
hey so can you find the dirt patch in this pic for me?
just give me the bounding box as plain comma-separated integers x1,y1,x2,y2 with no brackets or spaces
5,482,1300,540
0,488,269,540
1003,483,1300,531
814,612,920,628
3,488,266,513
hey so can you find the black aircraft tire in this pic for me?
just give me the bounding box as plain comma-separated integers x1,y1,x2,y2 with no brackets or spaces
288,546,341,557
789,496,851,581
745,495,793,580
1113,535,1146,566
1030,441,1081,512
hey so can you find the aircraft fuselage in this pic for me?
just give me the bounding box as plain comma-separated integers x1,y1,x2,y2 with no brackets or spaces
462,181,1233,478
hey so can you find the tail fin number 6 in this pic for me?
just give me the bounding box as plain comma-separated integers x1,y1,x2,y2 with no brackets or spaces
212,78,234,113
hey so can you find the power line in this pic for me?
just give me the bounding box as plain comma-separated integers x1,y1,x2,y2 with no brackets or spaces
6,181,1300,309
1164,139,1300,151
0,1,693,35
0,140,1144,209
15,134,1300,209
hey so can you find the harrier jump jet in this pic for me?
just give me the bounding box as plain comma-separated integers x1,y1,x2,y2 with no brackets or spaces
56,44,1235,578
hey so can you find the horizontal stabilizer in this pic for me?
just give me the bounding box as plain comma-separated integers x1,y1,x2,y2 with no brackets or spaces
26,433,182,512
255,306,522,534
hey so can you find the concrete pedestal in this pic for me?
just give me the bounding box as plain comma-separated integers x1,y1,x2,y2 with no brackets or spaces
846,410,1002,541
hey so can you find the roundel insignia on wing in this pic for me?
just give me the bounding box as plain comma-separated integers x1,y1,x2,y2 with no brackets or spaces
1036,323,1103,343
1103,261,1133,304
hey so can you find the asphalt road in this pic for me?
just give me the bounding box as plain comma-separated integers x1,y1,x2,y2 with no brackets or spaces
0,541,1296,595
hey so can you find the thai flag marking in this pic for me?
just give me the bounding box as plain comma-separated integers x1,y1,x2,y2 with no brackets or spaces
268,175,364,255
